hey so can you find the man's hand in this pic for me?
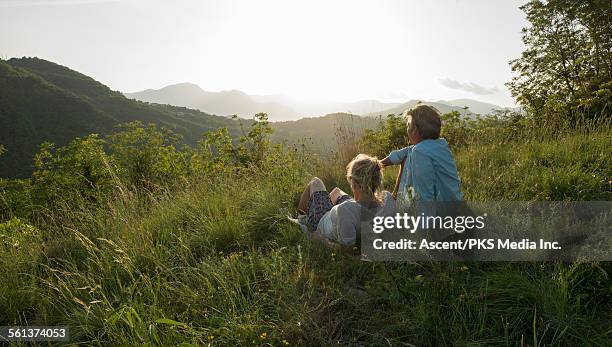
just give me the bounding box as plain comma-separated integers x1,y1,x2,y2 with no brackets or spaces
379,157,393,167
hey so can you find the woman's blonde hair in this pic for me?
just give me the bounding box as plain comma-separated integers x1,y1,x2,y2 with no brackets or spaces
346,154,384,204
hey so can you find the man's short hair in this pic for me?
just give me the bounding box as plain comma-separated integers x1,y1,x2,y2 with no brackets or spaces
403,104,442,140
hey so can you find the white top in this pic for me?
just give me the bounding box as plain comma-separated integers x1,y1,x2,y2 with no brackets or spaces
316,191,397,246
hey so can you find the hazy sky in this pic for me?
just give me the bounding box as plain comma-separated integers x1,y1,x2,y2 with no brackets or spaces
0,0,528,106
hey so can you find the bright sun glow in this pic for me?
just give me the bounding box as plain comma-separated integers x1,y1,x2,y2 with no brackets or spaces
0,0,527,106
198,1,407,101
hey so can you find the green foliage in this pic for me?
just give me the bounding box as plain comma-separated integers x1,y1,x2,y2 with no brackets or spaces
0,218,41,323
359,114,407,158
193,113,282,175
440,110,535,149
0,179,32,221
507,0,612,123
458,128,612,201
0,217,39,250
32,134,115,207
107,121,188,189
359,110,532,153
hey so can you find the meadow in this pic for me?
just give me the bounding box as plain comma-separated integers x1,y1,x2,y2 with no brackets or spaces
1,110,610,346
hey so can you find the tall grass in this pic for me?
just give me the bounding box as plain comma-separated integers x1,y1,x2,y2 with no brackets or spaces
0,117,610,345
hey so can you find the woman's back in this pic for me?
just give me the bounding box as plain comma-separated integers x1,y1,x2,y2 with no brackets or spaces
317,191,397,246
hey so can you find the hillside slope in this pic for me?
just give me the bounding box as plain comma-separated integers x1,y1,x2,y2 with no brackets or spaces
0,58,241,178
271,113,378,153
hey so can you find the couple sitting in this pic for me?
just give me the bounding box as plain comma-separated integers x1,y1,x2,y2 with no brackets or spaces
295,104,463,249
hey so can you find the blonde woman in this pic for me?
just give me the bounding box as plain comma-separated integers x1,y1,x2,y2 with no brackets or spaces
295,154,396,248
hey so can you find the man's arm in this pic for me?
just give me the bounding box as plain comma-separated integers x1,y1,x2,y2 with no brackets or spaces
381,146,410,167
379,156,393,167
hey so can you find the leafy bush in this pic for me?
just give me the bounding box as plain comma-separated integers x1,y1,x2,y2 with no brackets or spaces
32,134,116,208
359,114,407,158
107,121,189,190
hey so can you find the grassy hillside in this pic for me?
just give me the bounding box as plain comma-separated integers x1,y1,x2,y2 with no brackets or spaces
0,114,609,345
0,58,242,178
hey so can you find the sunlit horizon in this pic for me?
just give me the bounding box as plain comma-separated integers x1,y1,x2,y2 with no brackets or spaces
1,0,528,107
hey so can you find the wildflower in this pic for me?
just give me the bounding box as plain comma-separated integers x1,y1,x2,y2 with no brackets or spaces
460,265,469,272
207,335,214,341
282,339,289,346
260,332,267,339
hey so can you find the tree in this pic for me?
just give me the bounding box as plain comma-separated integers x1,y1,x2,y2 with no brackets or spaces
507,0,612,122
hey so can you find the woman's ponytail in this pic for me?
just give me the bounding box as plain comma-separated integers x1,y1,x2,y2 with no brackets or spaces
346,154,384,204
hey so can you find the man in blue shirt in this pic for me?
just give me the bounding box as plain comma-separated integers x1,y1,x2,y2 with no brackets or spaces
379,104,463,202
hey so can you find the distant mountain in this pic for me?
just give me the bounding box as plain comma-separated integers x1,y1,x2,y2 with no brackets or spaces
438,99,518,115
0,58,241,178
125,84,401,121
369,99,517,118
125,84,300,121
125,82,217,108
366,100,474,118
126,83,513,121
253,96,401,118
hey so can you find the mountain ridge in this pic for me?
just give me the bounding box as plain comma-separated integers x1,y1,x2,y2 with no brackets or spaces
126,82,513,120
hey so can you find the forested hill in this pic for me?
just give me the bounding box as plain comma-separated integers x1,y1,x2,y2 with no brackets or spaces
0,57,242,178
0,57,384,178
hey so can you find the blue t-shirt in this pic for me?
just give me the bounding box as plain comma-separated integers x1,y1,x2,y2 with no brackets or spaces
388,138,463,202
